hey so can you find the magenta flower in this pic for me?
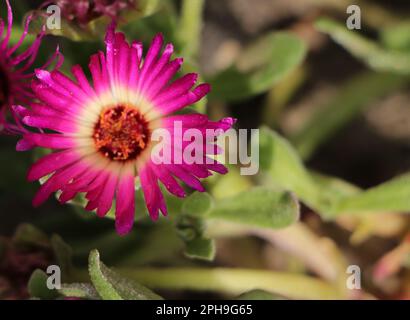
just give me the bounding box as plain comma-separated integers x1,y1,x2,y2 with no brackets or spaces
0,0,61,134
43,0,136,26
17,22,235,235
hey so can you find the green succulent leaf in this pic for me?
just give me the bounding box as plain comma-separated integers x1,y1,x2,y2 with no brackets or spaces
208,186,300,229
12,224,50,249
184,236,216,261
58,283,99,300
123,0,178,45
316,18,410,74
259,126,358,217
259,126,327,213
28,269,59,300
209,32,306,101
137,0,162,17
210,166,253,200
332,173,410,216
236,289,284,300
381,22,410,52
88,250,163,300
51,234,74,279
182,192,214,217
175,212,215,261
260,126,410,218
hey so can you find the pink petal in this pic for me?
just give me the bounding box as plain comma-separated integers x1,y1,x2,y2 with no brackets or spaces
28,149,80,181
138,33,164,85
166,165,205,192
96,173,118,217
33,163,86,207
22,115,77,133
24,133,76,149
150,162,186,198
115,174,136,235
153,73,198,105
155,83,211,115
139,164,167,221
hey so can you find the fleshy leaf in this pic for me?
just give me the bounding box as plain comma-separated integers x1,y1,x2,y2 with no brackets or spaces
182,192,214,217
208,186,300,229
175,214,214,261
259,126,327,213
209,32,306,101
381,22,410,51
259,126,365,217
51,234,73,279
13,224,50,249
332,174,410,215
236,289,284,300
184,236,216,261
316,18,410,74
88,250,163,300
125,267,345,299
28,269,59,300
59,283,99,300
210,166,253,200
260,126,410,218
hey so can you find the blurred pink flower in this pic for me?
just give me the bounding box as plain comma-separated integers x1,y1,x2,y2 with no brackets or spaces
44,0,136,26
0,0,61,134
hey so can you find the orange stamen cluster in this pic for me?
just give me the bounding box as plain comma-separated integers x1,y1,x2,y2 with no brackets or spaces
93,105,150,161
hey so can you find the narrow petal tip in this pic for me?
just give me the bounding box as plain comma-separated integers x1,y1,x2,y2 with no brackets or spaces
115,219,134,236
11,105,28,117
154,33,164,43
34,68,50,80
16,139,34,152
195,83,211,96
222,117,237,127
105,20,117,43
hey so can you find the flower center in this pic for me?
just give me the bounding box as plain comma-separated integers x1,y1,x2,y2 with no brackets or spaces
93,105,150,161
0,66,10,106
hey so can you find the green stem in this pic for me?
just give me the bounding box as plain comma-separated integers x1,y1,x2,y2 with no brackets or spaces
178,0,205,59
72,267,346,300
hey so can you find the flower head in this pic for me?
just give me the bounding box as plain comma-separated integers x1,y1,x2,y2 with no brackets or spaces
0,0,61,134
18,22,235,235
45,0,136,26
